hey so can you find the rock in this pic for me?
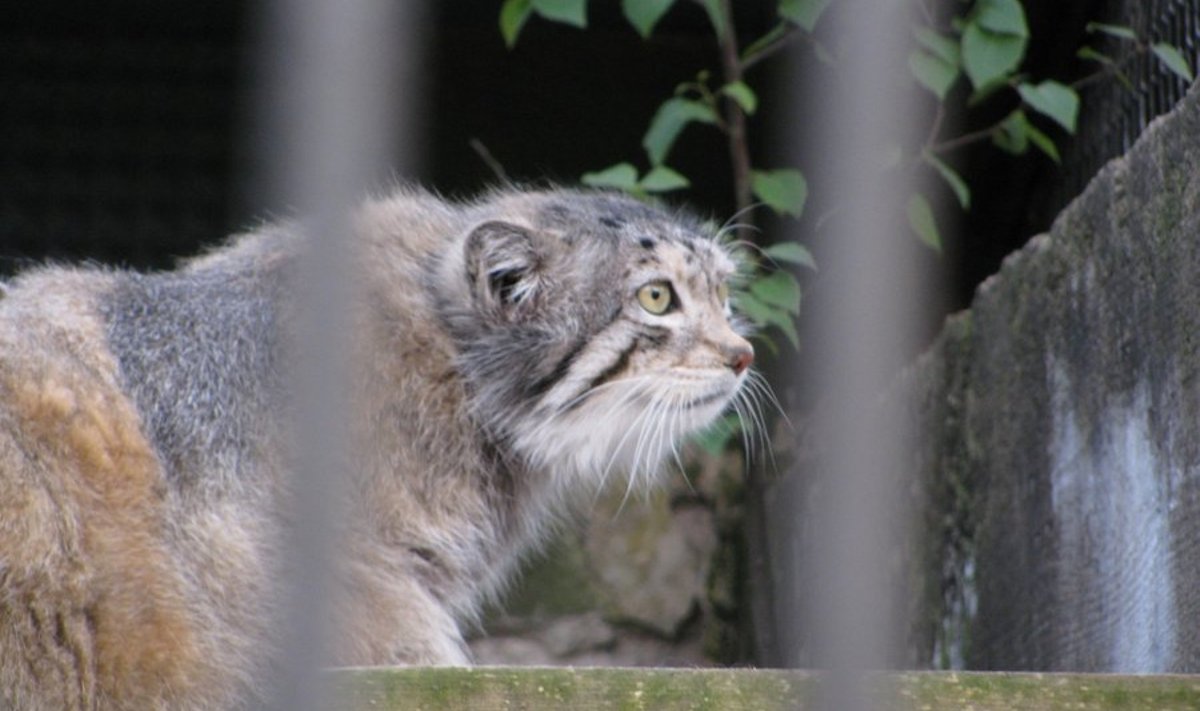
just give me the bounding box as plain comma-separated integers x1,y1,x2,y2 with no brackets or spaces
537,613,616,657
584,489,718,637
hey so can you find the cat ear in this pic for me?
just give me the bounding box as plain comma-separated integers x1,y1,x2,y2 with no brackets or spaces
463,221,549,319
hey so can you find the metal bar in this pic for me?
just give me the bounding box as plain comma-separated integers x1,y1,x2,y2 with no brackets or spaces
795,1,929,707
247,1,421,708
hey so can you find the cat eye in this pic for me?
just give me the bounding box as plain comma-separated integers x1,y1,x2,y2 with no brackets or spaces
637,281,673,315
716,282,729,305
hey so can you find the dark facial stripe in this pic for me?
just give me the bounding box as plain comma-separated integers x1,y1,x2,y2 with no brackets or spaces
528,306,625,399
527,336,589,398
587,339,638,393
562,337,641,412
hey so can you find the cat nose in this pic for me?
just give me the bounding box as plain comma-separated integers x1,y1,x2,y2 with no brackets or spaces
725,344,754,375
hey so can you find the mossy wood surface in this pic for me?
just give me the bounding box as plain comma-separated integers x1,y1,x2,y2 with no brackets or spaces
333,667,1200,710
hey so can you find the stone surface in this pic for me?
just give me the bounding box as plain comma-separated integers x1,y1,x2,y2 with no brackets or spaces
952,79,1200,672
469,460,733,667
585,490,717,637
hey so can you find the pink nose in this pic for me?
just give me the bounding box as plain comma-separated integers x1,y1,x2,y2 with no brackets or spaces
729,348,753,375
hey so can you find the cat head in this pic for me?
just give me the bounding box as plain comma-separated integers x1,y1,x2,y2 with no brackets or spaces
443,189,759,489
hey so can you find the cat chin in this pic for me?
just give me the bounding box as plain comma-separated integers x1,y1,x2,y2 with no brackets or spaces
513,387,737,493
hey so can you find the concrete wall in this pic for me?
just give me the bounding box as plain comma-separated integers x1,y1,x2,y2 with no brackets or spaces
904,78,1200,672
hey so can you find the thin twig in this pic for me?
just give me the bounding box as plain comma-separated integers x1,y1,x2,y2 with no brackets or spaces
929,121,1004,154
740,25,801,72
469,138,509,183
925,102,946,149
717,0,755,241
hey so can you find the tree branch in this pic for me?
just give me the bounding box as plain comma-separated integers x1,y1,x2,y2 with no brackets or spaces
717,0,755,242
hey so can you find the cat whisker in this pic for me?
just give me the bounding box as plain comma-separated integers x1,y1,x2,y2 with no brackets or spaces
745,369,790,426
612,398,663,517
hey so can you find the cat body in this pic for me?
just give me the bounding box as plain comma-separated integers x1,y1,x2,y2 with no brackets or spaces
0,187,753,709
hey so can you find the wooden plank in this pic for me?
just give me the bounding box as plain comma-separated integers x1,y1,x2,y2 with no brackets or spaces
332,667,1200,710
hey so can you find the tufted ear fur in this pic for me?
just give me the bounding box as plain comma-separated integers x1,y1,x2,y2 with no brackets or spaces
463,221,550,319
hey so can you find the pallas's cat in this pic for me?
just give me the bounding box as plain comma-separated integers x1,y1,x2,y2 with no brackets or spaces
0,188,755,709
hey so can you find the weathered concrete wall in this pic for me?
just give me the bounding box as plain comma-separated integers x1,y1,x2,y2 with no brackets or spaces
911,79,1200,672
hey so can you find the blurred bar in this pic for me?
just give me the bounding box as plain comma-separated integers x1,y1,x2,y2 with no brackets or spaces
797,1,928,708
249,0,420,708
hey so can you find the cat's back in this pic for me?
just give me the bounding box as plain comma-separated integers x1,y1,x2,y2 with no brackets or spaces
0,266,232,709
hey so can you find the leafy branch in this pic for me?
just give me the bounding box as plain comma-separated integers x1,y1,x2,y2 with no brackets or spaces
501,0,820,354
907,2,1194,248
496,0,1196,334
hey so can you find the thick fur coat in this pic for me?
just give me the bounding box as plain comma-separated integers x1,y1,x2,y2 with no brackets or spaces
0,188,753,709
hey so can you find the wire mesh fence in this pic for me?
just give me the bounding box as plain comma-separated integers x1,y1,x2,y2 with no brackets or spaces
1050,0,1200,214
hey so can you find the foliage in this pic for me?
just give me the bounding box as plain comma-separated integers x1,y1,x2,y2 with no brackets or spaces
498,0,1195,446
912,3,1194,245
500,0,822,360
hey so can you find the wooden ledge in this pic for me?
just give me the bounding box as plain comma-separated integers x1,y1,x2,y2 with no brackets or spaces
332,666,1200,710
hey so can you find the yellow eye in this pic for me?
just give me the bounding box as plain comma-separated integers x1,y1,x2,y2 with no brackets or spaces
717,282,729,305
637,281,673,315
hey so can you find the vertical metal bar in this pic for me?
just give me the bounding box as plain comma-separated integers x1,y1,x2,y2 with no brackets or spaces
796,1,926,707
248,1,421,708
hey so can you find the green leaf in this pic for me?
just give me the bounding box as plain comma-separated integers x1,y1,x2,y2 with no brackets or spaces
909,49,959,100
500,0,534,47
914,27,961,65
907,193,942,252
1077,46,1114,66
733,290,773,326
961,23,1028,88
622,0,676,38
973,0,1028,37
736,291,799,348
1017,80,1079,133
720,81,758,115
1085,22,1137,41
763,242,817,271
750,169,808,218
992,110,1060,162
532,0,587,27
778,0,830,32
639,166,690,193
1152,43,1195,83
922,152,971,210
992,110,1029,155
766,308,800,349
581,163,640,191
699,0,728,40
642,98,719,165
1024,118,1061,162
742,22,790,63
748,270,802,315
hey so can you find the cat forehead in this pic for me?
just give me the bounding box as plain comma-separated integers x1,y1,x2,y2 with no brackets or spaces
531,194,735,274
624,230,734,281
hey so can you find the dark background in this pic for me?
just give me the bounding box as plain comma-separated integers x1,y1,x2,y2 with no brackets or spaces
0,0,1193,325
